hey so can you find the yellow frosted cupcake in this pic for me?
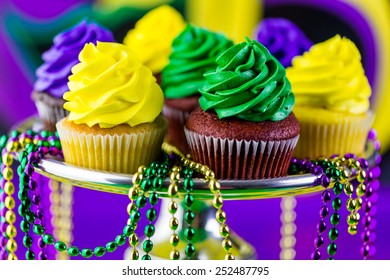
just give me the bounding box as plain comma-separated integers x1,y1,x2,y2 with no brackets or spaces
123,5,186,81
56,42,168,174
286,35,374,159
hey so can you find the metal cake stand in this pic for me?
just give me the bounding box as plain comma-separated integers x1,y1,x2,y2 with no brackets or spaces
12,116,377,260
15,116,325,200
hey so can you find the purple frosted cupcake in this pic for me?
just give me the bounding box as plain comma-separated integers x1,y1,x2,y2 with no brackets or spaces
32,19,114,131
255,18,312,67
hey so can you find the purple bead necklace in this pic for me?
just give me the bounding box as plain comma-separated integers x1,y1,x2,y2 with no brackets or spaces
291,129,380,260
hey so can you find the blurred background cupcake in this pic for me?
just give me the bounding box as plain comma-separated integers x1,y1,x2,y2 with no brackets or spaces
287,34,374,159
32,19,114,132
123,5,186,83
161,24,233,154
255,17,312,67
185,38,300,180
57,42,167,174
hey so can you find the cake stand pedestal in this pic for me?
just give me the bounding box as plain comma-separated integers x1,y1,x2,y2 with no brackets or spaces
31,157,330,260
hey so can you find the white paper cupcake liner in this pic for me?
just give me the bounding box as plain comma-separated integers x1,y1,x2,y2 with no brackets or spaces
33,94,69,132
162,104,191,154
56,118,166,174
184,127,299,179
293,112,374,159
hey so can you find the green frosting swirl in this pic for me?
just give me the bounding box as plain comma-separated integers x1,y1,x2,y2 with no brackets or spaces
162,24,233,99
199,38,295,122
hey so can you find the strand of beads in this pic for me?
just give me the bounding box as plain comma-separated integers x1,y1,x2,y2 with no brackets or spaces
22,132,59,259
334,151,377,259
127,166,145,260
343,155,364,236
141,162,169,260
7,130,139,260
19,150,36,260
26,145,139,259
143,187,158,259
310,137,380,261
17,134,36,260
33,131,56,259
142,175,156,260
289,158,329,260
162,142,234,260
182,167,196,259
184,161,233,259
328,163,342,260
0,132,18,260
8,130,192,261
360,130,381,259
322,158,346,259
290,159,325,260
133,166,151,260
279,197,297,260
304,154,368,260
168,166,181,260
0,135,8,216
11,131,35,260
329,154,370,237
0,134,9,259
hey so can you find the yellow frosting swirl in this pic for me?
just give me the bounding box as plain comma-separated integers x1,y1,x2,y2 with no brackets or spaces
64,42,164,128
286,35,371,114
123,5,186,74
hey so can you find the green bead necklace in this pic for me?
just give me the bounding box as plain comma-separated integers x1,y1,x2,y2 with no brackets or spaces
162,142,235,260
167,166,181,260
0,129,234,260
183,167,195,259
7,131,142,259
141,161,169,260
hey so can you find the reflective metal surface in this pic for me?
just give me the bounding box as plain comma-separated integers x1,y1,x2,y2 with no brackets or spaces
33,158,322,199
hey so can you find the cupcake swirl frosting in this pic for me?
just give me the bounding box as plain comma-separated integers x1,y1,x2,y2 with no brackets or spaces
64,42,164,128
199,38,294,122
123,5,186,74
34,19,114,98
162,24,234,99
286,35,371,114
256,18,312,67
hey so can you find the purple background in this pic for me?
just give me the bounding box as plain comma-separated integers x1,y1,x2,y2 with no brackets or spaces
0,0,389,260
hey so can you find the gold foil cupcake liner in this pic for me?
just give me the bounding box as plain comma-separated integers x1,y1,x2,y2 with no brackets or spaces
162,104,191,154
56,119,166,174
293,112,375,159
184,127,299,180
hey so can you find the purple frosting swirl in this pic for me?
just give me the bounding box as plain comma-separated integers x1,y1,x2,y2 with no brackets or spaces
33,19,115,98
255,18,312,67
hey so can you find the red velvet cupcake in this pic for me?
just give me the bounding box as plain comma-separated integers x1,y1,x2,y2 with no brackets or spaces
185,39,300,179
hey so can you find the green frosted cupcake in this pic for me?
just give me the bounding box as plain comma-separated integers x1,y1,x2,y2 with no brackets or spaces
185,38,300,179
161,24,233,154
